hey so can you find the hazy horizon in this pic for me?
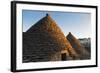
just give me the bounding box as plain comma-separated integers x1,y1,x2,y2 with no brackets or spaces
22,10,91,38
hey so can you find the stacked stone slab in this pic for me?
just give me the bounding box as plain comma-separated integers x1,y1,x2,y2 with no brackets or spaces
66,32,90,60
23,14,79,63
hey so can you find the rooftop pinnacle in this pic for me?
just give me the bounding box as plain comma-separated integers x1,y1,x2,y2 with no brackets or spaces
69,32,71,34
46,13,49,17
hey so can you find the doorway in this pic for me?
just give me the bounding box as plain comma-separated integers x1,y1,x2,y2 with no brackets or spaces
61,53,67,61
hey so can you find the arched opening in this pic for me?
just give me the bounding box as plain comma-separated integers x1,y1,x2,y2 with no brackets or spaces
61,53,67,61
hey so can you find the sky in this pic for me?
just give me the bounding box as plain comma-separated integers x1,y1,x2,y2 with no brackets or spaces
22,10,91,38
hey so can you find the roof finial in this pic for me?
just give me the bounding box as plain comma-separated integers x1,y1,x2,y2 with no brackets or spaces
69,32,71,34
46,13,49,17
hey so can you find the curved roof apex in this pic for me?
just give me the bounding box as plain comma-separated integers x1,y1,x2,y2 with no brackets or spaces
26,13,58,33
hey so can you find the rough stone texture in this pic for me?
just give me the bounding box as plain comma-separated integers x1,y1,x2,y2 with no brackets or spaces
66,32,90,60
23,14,79,63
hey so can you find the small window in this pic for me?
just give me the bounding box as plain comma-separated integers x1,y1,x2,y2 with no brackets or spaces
61,53,67,61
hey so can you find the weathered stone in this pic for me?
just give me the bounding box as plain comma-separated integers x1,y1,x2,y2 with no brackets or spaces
23,14,79,63
66,32,90,60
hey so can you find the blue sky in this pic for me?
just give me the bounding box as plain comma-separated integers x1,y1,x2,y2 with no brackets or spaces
22,10,91,38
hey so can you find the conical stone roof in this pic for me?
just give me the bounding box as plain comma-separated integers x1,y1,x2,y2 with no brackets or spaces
27,14,64,34
66,32,90,60
23,14,79,62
